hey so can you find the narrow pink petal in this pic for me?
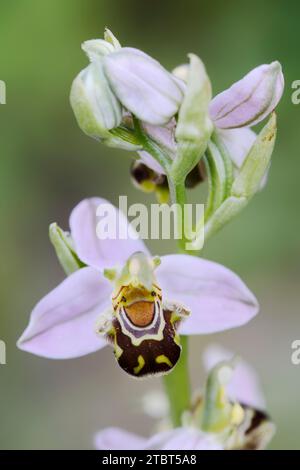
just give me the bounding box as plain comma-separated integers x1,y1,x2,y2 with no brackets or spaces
138,151,165,174
216,128,268,189
95,427,222,450
142,120,176,150
138,120,176,175
157,255,259,334
203,344,266,410
216,128,256,168
17,267,111,359
95,428,147,450
145,428,223,450
103,47,184,125
210,62,284,128
69,198,149,269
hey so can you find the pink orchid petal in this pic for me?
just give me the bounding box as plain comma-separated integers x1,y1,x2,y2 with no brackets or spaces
210,62,284,128
103,47,184,125
216,128,256,168
203,344,266,410
145,428,222,450
95,427,222,450
216,128,268,189
69,198,149,269
157,255,259,334
95,428,147,450
138,151,165,174
17,267,111,359
138,120,176,175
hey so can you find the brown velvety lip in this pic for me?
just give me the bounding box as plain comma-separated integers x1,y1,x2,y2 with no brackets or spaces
124,301,155,328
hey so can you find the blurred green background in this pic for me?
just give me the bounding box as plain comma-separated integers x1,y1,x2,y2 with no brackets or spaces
0,0,299,450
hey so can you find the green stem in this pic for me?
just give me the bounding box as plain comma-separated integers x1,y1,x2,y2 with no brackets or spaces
163,336,190,427
164,178,191,426
133,117,192,426
167,176,190,253
211,131,234,198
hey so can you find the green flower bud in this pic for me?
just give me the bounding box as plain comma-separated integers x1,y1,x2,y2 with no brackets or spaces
70,61,122,138
70,61,140,150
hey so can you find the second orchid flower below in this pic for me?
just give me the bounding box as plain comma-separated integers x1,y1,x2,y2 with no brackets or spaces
95,345,275,450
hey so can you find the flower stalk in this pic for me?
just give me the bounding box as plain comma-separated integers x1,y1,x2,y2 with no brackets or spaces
163,336,191,427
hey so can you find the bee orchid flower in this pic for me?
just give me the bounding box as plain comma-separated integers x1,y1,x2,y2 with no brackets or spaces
17,199,258,377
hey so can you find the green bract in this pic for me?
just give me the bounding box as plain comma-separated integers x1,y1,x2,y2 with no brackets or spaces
172,54,213,182
49,223,83,275
203,113,277,240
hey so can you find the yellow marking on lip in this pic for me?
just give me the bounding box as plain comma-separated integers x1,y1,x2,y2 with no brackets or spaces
114,336,123,360
114,285,154,306
173,332,181,346
112,286,125,300
231,403,245,426
133,355,145,375
155,355,173,368
153,283,162,292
